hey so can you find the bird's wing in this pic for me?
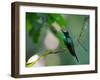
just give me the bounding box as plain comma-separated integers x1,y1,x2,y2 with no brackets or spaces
67,37,79,62
67,38,75,53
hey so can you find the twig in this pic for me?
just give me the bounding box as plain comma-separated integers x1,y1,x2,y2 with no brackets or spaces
26,48,66,67
77,16,89,51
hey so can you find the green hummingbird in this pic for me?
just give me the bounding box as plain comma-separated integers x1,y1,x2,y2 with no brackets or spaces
62,30,79,62
49,21,79,62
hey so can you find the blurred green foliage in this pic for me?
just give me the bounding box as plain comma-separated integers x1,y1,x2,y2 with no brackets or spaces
26,13,67,44
26,12,89,67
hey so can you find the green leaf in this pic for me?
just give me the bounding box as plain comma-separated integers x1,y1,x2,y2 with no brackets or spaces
26,18,32,32
26,13,43,43
49,14,67,29
46,14,55,26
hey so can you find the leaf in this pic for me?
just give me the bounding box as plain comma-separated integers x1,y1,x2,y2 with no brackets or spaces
26,13,40,32
48,14,67,29
46,14,55,26
26,13,44,43
26,50,51,67
26,18,32,32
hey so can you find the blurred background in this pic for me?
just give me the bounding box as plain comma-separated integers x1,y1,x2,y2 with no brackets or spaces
26,12,89,67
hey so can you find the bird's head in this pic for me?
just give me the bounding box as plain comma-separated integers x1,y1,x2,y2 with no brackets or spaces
62,30,69,37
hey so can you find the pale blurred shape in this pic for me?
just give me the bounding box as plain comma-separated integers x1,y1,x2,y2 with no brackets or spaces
33,58,45,67
27,54,39,63
52,22,61,31
44,30,59,50
27,54,45,67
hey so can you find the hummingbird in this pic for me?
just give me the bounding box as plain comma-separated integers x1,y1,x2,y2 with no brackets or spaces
62,30,79,62
50,22,79,62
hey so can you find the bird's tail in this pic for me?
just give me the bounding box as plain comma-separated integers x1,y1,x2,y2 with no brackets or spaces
74,55,79,63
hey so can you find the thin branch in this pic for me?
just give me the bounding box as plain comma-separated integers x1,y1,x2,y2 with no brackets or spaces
76,16,89,51
26,48,66,67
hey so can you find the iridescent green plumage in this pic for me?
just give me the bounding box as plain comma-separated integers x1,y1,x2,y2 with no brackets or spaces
62,31,79,62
